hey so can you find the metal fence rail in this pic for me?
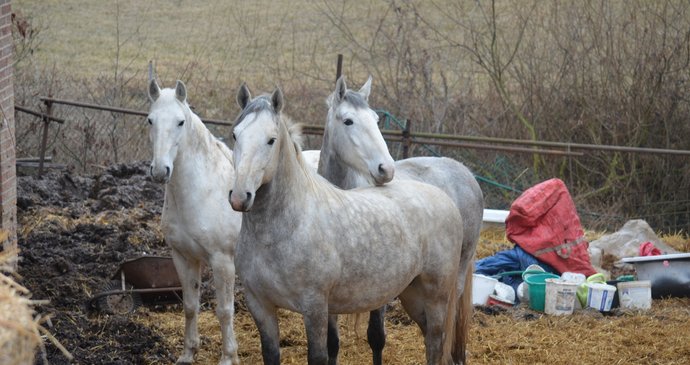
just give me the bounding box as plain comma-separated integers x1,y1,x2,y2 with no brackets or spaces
16,97,690,178
14,96,690,232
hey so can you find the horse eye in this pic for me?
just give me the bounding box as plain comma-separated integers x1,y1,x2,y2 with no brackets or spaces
147,118,153,125
178,120,185,126
344,118,354,126
268,138,276,145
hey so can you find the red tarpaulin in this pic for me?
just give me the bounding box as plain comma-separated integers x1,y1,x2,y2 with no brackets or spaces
506,178,597,276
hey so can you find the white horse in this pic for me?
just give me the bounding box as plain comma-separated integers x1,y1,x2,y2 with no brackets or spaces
316,76,485,364
229,84,466,365
147,80,241,365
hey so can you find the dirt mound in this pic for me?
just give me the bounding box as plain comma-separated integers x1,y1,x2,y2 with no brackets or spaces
17,162,176,364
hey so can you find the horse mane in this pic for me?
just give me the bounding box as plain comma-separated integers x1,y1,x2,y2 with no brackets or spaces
214,138,234,165
282,114,304,154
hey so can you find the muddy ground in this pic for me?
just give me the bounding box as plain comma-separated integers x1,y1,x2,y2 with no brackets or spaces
17,162,181,364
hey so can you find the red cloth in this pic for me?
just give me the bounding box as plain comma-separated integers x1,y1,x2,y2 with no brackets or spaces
639,241,662,256
505,178,597,276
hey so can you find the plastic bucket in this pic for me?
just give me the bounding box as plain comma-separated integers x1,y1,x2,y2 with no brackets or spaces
525,273,560,311
586,283,617,311
521,269,547,282
617,280,652,310
577,273,606,308
472,274,498,306
544,278,579,315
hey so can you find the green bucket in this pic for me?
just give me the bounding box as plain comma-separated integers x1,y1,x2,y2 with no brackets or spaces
525,273,560,311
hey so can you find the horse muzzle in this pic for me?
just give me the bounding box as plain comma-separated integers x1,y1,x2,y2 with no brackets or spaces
149,164,171,184
229,190,253,212
372,162,395,186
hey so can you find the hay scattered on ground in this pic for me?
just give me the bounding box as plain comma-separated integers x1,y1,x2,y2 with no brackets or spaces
0,237,41,365
138,296,690,365
134,229,690,365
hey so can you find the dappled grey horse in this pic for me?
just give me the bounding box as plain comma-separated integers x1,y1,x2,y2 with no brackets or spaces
314,75,484,364
229,84,467,365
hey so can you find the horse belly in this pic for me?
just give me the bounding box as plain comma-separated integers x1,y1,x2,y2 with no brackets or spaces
328,272,416,313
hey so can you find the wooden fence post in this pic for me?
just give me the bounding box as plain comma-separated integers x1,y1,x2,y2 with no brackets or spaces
335,54,343,83
37,99,53,177
402,119,411,159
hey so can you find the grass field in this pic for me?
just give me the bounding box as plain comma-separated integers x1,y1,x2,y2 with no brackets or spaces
14,0,390,86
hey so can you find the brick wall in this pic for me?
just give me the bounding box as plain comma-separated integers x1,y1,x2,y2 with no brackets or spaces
0,0,15,252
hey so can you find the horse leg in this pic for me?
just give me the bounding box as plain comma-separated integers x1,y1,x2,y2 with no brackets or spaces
399,287,449,364
171,249,201,365
398,283,427,336
209,253,239,365
303,306,330,365
327,315,339,365
454,264,474,365
421,297,452,365
367,306,386,365
401,279,458,365
244,292,280,365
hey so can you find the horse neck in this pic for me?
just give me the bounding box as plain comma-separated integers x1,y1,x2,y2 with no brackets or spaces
251,124,325,223
317,131,346,187
170,109,223,184
317,136,370,190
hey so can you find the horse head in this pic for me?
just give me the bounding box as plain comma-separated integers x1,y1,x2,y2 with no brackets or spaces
229,83,288,212
321,75,395,187
146,79,191,183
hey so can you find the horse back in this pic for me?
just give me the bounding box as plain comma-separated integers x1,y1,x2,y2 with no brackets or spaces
395,156,483,244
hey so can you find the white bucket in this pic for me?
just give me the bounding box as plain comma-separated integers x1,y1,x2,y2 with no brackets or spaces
472,274,498,306
544,278,579,315
560,272,586,285
586,283,617,311
617,280,652,310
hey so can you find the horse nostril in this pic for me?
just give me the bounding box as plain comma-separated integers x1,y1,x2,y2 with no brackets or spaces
246,192,252,201
229,190,233,201
149,165,154,176
165,166,171,177
378,163,386,174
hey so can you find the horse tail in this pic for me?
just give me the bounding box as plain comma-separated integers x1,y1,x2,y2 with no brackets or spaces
454,263,473,364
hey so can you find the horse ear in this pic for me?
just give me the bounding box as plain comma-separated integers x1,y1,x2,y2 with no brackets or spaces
237,83,251,109
271,87,284,113
175,80,187,102
334,75,347,103
148,79,161,102
359,75,372,102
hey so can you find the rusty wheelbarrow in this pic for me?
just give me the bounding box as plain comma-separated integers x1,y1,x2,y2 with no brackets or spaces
90,255,183,314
